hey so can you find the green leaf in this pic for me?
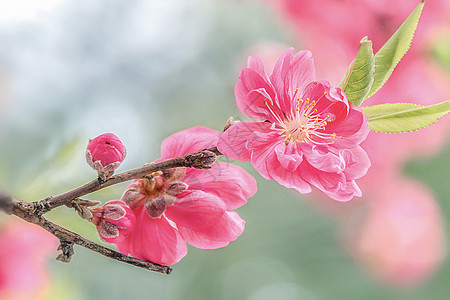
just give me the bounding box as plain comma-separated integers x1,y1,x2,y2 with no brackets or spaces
363,100,450,133
339,36,374,106
365,0,425,99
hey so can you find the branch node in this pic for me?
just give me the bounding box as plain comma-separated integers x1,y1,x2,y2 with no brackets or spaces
56,241,75,263
185,150,217,169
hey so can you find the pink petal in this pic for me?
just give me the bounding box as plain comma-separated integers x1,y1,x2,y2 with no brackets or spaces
299,161,361,201
235,68,280,121
164,191,226,230
248,131,311,193
247,130,286,180
275,142,303,172
247,55,269,79
217,121,272,161
115,206,187,265
326,107,370,149
159,126,220,160
270,48,316,113
177,211,245,249
183,163,257,210
269,165,312,194
343,146,371,180
301,144,347,174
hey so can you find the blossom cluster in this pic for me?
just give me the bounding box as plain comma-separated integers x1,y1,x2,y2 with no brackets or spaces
87,49,371,265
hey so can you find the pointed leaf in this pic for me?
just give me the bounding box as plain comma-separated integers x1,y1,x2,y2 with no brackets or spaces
363,100,450,133
339,36,374,106
365,1,425,99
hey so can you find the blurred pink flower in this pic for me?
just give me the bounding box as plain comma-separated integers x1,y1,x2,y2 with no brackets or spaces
0,220,57,300
91,200,136,243
115,126,257,265
218,48,370,201
86,133,127,179
348,179,446,287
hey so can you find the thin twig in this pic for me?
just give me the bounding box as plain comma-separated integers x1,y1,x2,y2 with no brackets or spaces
1,192,172,274
31,147,221,215
0,146,222,274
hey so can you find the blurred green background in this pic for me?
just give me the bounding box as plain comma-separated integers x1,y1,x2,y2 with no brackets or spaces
0,0,449,299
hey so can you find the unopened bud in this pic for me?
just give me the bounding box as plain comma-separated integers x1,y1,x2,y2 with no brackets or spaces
90,200,135,243
86,133,126,180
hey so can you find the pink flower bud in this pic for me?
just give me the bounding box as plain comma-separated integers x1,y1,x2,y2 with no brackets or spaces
91,200,135,243
86,133,126,179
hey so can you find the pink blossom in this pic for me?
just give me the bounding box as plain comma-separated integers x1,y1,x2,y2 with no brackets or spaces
256,0,450,286
348,179,446,287
114,126,257,265
86,133,126,179
0,220,58,300
91,200,136,243
217,49,370,201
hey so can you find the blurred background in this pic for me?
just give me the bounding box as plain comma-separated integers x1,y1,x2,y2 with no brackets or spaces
0,0,449,299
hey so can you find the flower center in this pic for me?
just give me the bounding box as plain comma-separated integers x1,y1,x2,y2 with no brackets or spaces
139,167,189,218
265,83,343,146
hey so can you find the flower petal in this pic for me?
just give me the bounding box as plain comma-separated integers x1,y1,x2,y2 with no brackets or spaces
270,48,316,113
270,165,312,194
275,142,303,172
159,126,220,160
183,163,257,210
326,107,370,149
301,144,347,174
235,67,281,121
247,55,268,78
248,131,312,193
247,130,286,180
343,146,371,180
218,121,272,161
115,206,187,265
299,161,361,201
164,191,226,230
178,211,245,249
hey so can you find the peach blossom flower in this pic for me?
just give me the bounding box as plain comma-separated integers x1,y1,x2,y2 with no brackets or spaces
114,126,257,265
218,49,370,201
91,200,136,243
86,133,126,179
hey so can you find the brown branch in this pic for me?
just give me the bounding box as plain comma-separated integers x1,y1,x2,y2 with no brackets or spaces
0,147,222,274
28,147,221,215
0,192,171,274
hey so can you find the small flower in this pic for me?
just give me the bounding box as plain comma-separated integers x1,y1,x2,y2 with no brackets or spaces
86,133,126,180
114,126,257,265
217,48,370,201
91,200,136,243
